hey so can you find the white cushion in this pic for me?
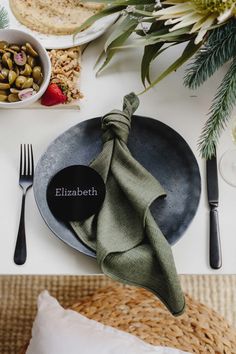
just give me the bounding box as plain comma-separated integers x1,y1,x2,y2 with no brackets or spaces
26,291,190,354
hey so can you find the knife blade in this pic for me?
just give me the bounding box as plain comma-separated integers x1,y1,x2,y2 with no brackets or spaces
206,153,222,269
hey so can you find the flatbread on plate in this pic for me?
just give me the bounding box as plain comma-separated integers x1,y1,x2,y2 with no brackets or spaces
9,0,104,35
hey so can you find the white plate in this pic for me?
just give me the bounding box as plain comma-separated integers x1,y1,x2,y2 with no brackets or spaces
2,0,118,49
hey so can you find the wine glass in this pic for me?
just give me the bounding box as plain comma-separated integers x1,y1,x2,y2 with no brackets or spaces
219,119,236,187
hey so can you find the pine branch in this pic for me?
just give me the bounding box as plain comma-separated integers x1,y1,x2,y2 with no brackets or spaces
0,6,9,29
184,20,236,89
199,58,236,159
207,20,236,44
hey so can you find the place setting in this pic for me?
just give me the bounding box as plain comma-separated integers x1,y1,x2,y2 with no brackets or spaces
2,1,236,353
1,0,234,316
8,92,203,316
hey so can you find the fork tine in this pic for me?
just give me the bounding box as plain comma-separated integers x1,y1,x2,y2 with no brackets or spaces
19,144,34,179
19,144,22,177
27,144,30,176
30,144,34,177
23,144,27,176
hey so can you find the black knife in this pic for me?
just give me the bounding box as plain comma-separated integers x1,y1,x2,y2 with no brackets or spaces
206,153,222,269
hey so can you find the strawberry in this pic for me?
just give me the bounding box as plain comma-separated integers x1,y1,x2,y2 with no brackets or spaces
41,83,67,106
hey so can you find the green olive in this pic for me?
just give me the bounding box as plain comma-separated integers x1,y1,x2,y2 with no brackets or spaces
0,41,8,50
27,56,36,68
20,63,32,76
25,43,38,57
32,66,42,82
7,58,13,70
6,48,16,55
0,94,8,102
0,41,43,103
2,51,11,58
14,66,20,77
32,72,43,85
0,73,6,81
0,83,10,90
10,88,20,94
22,77,33,89
8,70,17,85
37,73,43,85
9,45,20,52
33,83,40,92
1,68,9,79
8,93,19,102
2,53,13,70
15,76,27,89
2,52,11,66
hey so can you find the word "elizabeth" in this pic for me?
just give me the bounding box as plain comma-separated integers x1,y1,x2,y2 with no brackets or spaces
55,187,98,197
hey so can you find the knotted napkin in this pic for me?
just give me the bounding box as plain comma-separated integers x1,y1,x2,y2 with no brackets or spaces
71,93,185,316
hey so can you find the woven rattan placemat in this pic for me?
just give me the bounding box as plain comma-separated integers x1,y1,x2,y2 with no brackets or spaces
0,275,236,354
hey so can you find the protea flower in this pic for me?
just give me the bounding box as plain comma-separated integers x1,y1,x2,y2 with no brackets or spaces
154,0,236,43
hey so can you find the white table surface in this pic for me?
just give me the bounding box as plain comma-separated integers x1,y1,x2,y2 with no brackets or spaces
0,34,236,275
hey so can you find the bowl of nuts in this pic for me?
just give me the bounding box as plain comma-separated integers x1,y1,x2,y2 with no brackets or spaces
0,29,51,108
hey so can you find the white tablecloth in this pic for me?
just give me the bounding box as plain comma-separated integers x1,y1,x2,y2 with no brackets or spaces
0,35,236,275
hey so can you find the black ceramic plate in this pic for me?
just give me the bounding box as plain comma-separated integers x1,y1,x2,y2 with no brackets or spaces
34,116,201,257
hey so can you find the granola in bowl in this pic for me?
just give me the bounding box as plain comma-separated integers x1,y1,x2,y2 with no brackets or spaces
48,46,83,104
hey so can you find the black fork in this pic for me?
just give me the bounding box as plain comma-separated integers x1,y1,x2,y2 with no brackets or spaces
14,144,34,265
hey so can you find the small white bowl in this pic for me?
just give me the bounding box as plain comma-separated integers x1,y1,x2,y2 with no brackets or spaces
0,29,51,108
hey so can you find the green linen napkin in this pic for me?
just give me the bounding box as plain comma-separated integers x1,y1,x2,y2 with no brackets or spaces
71,93,185,316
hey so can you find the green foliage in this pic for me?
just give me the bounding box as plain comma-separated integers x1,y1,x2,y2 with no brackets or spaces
74,5,126,34
184,19,236,158
141,40,202,93
74,2,236,158
95,14,140,74
0,6,9,29
139,20,197,86
185,20,236,89
199,59,236,158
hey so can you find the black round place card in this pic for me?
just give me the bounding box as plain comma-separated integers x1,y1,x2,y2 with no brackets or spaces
47,165,106,221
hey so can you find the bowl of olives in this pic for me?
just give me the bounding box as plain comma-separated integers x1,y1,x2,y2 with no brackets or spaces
0,29,51,108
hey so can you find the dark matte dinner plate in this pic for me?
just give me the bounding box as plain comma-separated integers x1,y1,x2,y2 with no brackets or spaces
34,115,201,257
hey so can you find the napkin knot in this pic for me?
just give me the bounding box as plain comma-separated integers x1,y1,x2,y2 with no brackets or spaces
102,92,139,144
102,111,131,144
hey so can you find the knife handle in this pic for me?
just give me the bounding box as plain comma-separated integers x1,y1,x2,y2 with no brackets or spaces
210,207,222,270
